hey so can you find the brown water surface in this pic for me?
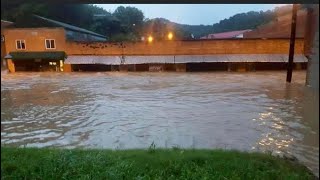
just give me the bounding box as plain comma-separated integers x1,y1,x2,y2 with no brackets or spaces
1,71,318,175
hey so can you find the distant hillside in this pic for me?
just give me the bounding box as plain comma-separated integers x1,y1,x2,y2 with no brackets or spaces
143,18,213,39
1,2,303,40
244,8,307,38
144,6,298,39
143,11,273,39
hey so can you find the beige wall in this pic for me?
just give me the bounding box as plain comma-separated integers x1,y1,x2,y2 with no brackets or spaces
306,5,319,90
3,28,66,53
65,39,305,55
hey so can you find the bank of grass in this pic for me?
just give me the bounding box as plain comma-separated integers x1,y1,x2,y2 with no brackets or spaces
1,147,316,180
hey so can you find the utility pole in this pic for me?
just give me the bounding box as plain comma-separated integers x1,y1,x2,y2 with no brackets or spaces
286,4,298,83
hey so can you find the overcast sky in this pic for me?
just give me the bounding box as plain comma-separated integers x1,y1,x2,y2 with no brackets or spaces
95,4,287,25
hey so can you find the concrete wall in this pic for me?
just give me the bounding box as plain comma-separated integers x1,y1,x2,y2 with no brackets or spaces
3,28,66,53
304,7,318,56
306,5,319,90
65,39,305,56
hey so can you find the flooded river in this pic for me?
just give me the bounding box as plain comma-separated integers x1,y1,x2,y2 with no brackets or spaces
1,71,319,175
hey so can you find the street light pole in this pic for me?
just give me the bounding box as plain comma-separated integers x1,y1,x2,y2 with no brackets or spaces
286,4,298,83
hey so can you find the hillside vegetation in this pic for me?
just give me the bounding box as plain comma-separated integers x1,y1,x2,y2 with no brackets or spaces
1,2,301,40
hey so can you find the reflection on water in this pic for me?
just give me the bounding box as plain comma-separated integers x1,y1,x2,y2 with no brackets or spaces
1,71,319,175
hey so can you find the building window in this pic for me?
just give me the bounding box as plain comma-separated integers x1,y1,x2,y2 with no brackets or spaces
16,40,26,50
49,62,57,65
45,39,56,49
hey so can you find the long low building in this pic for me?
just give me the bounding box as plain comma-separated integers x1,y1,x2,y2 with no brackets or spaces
63,54,308,72
65,54,308,65
1,17,308,73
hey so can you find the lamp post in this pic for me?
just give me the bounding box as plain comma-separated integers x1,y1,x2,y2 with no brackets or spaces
286,4,298,83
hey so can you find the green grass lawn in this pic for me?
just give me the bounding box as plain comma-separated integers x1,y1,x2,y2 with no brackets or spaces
1,147,316,180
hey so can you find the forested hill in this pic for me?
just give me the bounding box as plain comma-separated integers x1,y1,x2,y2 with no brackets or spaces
143,9,276,39
1,2,298,40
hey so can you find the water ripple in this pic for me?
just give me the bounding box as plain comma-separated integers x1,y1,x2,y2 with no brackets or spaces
1,71,318,175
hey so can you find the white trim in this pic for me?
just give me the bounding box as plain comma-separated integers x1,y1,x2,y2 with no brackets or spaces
45,39,56,49
15,39,26,50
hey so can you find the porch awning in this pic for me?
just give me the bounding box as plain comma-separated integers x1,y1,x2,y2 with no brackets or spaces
9,51,67,60
125,56,174,64
65,54,308,65
174,54,308,63
65,56,121,65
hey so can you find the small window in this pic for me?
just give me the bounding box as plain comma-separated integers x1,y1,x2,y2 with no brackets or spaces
16,40,26,50
45,39,56,49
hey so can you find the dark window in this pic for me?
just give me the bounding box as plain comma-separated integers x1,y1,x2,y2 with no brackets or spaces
45,39,56,49
50,40,55,48
16,40,26,50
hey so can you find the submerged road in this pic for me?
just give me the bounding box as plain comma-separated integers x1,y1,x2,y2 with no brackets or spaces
1,71,319,176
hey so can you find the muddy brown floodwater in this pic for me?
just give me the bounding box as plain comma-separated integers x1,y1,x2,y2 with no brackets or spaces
1,71,319,175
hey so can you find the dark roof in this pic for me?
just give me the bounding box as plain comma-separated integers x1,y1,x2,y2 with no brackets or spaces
1,20,13,24
33,15,106,39
9,51,67,60
1,20,14,28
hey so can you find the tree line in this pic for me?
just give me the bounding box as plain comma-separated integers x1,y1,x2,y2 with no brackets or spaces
1,2,298,41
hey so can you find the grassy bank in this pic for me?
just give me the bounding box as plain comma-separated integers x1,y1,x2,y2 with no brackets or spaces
1,147,315,180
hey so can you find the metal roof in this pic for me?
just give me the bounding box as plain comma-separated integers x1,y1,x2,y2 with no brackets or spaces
1,20,13,24
125,56,174,64
1,20,14,28
33,15,106,39
65,54,308,65
201,30,252,39
65,56,121,65
176,54,308,63
175,54,308,63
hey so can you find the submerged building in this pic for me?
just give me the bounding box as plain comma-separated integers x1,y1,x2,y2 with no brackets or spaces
2,15,106,72
1,13,311,73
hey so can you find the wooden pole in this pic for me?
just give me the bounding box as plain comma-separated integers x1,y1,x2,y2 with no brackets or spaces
286,4,298,83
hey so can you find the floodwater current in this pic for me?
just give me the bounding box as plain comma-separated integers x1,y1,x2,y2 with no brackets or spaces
1,71,319,175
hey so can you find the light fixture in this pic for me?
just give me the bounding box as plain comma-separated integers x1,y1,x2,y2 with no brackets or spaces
148,35,153,43
168,32,173,40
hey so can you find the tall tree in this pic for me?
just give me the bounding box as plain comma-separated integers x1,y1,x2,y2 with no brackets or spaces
113,6,144,37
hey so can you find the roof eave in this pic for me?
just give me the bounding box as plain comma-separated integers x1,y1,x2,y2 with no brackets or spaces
1,20,14,24
33,14,106,39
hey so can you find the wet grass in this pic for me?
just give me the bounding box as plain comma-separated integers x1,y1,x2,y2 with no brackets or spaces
1,147,316,180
